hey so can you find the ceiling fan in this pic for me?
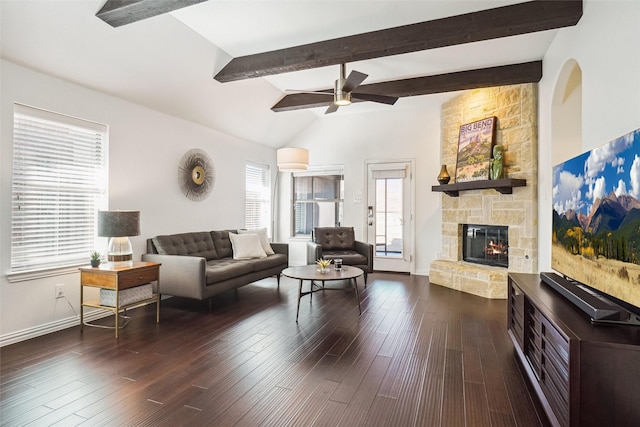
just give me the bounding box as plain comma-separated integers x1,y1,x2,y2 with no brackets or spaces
287,64,399,114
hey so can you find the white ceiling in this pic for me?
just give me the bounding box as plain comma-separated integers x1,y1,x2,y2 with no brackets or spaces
0,0,558,147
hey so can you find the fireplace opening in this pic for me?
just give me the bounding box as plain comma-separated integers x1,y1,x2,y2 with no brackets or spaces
463,224,509,268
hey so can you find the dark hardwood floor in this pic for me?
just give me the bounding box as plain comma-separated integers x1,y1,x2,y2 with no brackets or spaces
1,273,548,426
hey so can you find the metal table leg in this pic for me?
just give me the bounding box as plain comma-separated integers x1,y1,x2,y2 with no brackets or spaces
353,277,362,315
296,279,302,322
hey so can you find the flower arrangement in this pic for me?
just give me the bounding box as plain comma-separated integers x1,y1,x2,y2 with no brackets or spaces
316,258,331,272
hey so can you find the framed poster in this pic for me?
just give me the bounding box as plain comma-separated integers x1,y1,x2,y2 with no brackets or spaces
455,116,497,182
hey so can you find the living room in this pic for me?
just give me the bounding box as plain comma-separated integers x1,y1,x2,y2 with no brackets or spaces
1,0,639,425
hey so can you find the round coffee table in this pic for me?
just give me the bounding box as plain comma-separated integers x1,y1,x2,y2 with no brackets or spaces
282,265,364,322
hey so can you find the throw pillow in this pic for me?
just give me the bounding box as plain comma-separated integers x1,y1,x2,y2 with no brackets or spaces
229,232,267,260
238,228,275,255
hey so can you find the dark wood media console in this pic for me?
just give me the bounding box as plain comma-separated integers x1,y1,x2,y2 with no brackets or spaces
508,273,640,427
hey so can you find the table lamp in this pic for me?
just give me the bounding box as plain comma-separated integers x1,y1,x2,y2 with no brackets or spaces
98,210,140,264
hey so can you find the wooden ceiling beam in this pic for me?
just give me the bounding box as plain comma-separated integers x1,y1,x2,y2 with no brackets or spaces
271,61,542,112
96,0,207,27
217,0,581,82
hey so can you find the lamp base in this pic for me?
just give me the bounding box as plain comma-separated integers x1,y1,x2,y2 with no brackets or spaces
107,254,133,262
107,237,133,266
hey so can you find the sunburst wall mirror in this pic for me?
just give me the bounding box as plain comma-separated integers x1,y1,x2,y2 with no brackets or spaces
178,148,215,201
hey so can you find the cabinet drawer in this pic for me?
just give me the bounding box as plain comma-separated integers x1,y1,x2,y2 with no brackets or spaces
510,313,524,345
511,283,525,314
118,267,159,290
541,316,569,364
542,348,569,402
543,336,569,385
541,369,570,427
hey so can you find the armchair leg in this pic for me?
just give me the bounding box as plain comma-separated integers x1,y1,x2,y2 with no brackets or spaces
276,273,281,289
364,272,368,288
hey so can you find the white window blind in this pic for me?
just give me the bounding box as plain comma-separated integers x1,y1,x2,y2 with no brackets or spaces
369,163,407,179
245,162,271,234
10,104,108,276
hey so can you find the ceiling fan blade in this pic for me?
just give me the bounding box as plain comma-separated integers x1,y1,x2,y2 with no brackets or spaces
342,70,367,93
284,89,333,96
351,92,398,105
325,103,340,114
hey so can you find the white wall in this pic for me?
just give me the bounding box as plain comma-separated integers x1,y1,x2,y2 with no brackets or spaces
537,0,640,272
0,60,276,344
279,101,446,274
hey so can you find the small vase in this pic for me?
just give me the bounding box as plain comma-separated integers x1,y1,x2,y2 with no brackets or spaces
437,164,451,184
90,259,101,268
318,267,329,274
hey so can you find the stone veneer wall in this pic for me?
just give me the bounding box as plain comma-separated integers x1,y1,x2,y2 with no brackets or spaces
429,84,538,299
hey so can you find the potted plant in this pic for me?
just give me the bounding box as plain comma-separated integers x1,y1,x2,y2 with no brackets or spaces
90,251,101,267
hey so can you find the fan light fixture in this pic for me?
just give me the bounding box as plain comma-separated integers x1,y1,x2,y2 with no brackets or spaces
334,79,351,106
277,148,309,172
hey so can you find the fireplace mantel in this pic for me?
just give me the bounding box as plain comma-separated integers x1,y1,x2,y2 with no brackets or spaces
432,178,527,197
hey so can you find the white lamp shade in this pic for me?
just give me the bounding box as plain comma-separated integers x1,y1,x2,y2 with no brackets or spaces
277,148,309,172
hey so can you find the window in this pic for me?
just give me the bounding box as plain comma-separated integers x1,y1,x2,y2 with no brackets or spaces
10,104,107,278
293,170,344,236
245,162,271,234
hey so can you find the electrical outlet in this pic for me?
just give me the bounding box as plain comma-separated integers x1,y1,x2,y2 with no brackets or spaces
55,283,65,299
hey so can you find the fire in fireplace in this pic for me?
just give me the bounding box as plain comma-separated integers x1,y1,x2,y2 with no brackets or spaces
462,224,509,268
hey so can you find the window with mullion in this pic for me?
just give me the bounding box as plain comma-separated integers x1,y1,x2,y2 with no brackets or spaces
293,173,343,236
10,104,108,277
245,162,271,235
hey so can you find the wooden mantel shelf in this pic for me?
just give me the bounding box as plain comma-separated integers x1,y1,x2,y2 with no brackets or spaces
431,178,526,197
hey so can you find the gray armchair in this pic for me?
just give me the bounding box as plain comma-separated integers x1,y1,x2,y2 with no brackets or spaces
307,226,373,285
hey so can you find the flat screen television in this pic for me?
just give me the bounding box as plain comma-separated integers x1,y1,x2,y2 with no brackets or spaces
547,127,640,325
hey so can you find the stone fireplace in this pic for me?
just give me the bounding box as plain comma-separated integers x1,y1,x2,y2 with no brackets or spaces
429,84,538,299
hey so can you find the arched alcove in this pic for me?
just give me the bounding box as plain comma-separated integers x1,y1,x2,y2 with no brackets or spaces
552,59,582,165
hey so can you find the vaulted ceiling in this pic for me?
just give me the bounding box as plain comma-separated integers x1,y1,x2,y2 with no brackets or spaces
1,1,581,147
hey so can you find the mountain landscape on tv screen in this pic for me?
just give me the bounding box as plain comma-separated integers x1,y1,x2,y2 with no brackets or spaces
551,128,640,309
553,192,640,263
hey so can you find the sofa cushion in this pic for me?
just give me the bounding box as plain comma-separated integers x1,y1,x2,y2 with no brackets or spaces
152,232,218,260
238,228,275,255
249,253,288,272
205,259,254,284
229,232,267,260
211,230,234,258
314,227,356,251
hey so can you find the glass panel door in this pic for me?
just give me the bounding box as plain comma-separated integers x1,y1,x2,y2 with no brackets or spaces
366,161,412,273
376,178,403,258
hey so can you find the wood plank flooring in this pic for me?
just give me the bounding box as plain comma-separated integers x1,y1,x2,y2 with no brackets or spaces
0,273,548,426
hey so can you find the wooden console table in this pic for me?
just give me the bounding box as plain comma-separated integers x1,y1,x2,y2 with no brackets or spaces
508,273,640,426
79,261,161,338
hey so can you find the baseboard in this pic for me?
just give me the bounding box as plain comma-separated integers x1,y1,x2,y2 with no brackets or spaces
1,297,171,347
0,309,111,348
413,269,429,277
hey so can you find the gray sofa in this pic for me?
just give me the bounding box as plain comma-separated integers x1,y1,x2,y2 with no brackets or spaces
142,230,288,302
307,226,373,284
